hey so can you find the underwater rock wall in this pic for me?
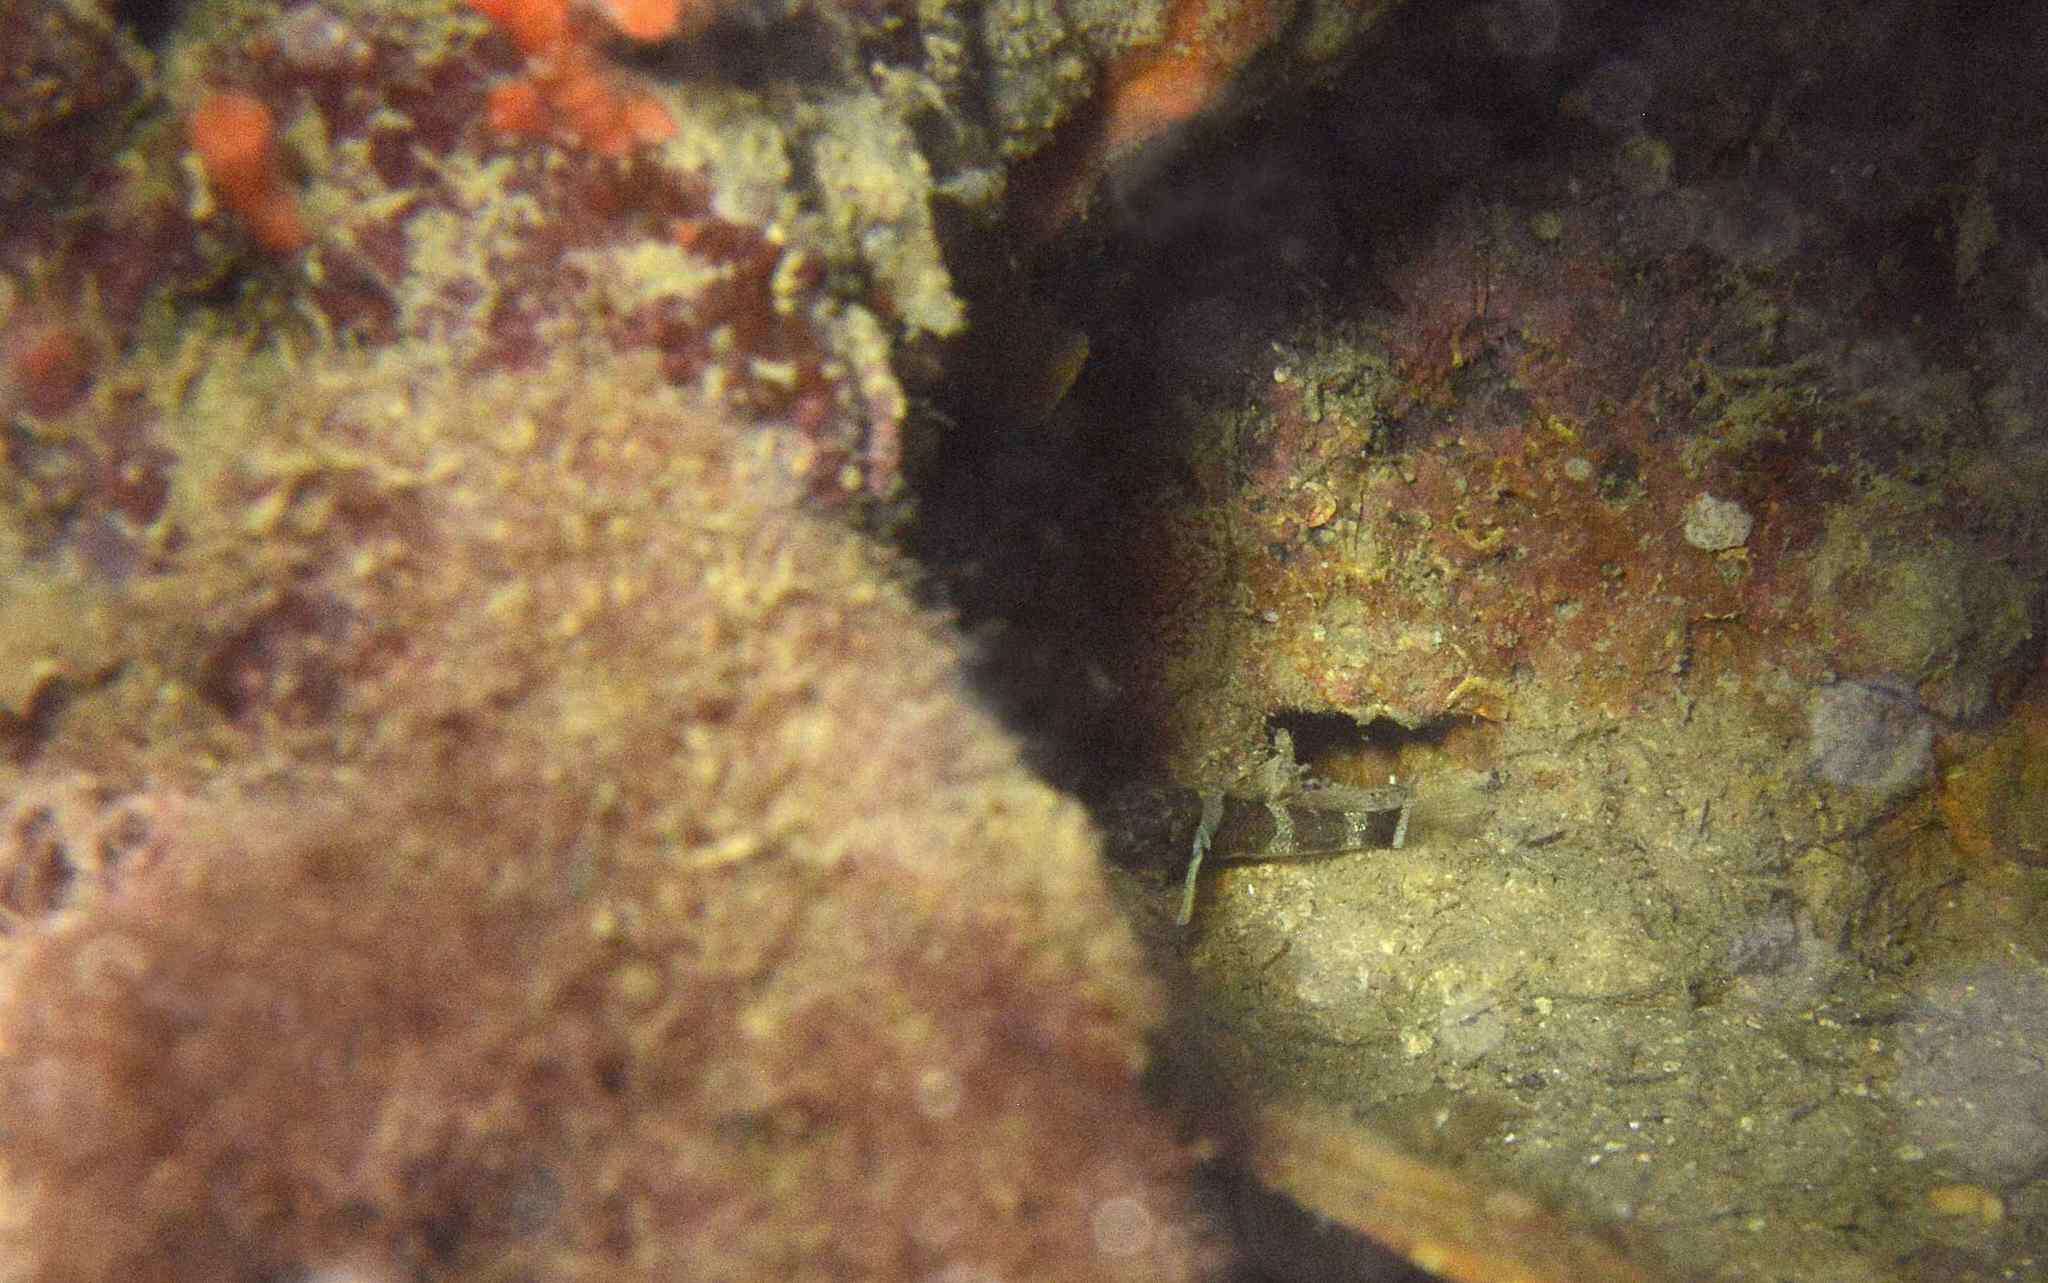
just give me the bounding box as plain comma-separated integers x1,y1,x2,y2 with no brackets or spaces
0,350,1214,1281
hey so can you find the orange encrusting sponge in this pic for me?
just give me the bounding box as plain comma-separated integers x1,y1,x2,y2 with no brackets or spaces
482,45,677,156
600,0,707,42
467,0,710,49
467,0,688,156
189,90,311,254
469,0,572,55
1009,0,1284,237
1098,0,1281,153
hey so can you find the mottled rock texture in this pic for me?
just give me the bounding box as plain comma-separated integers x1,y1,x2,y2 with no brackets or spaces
0,350,1211,1283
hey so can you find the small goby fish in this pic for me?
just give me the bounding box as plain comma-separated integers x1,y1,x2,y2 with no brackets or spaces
1097,779,1415,925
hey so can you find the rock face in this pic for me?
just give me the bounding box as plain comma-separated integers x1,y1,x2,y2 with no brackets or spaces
0,352,1212,1283
0,0,1424,1274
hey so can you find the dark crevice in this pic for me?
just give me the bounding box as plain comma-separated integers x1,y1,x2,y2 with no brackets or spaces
112,0,182,47
904,1,1675,793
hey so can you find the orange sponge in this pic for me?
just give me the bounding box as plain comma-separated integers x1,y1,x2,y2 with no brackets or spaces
1012,0,1284,236
469,0,681,155
467,0,570,55
599,0,697,41
468,0,712,51
1100,0,1281,151
189,90,310,254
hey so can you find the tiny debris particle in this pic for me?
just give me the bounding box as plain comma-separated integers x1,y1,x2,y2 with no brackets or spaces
1682,492,1753,551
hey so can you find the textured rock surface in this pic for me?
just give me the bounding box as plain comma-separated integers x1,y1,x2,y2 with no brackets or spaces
0,349,1211,1282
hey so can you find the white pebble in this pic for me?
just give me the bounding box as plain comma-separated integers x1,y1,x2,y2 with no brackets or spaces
1682,492,1753,551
